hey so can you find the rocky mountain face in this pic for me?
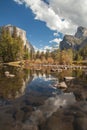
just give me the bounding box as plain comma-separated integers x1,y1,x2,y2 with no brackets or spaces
60,26,87,50
4,24,34,53
75,26,87,38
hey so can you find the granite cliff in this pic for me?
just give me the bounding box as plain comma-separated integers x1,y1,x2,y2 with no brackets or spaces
60,26,87,50
3,24,34,53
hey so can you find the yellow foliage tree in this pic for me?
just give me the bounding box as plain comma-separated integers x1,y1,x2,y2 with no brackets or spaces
47,57,54,64
35,59,41,64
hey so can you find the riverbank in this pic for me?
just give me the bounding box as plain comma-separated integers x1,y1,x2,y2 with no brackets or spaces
3,61,22,67
3,60,87,71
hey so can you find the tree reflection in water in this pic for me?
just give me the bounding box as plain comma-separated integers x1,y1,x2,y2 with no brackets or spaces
0,66,33,99
0,66,87,101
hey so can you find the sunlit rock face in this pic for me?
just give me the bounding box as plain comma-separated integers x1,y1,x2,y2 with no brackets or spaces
60,26,87,50
5,24,27,45
60,35,81,50
75,26,87,38
2,24,34,52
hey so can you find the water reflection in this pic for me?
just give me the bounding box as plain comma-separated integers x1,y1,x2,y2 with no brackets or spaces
26,73,60,98
0,66,60,101
1,66,87,130
0,65,87,101
0,66,33,99
25,92,76,126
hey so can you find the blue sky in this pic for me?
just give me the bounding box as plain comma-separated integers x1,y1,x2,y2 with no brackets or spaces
0,0,87,51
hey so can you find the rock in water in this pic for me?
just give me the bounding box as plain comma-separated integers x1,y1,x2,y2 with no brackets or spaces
58,82,67,89
64,77,75,81
5,71,15,78
9,74,15,78
5,71,10,77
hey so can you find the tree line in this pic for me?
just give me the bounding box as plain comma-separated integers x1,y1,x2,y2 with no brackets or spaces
0,26,87,64
32,46,87,65
32,49,73,65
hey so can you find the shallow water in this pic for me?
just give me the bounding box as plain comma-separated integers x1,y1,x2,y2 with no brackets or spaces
0,65,87,130
0,65,87,103
0,65,61,101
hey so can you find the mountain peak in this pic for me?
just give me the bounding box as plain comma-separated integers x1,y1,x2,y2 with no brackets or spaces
60,26,87,50
75,26,87,38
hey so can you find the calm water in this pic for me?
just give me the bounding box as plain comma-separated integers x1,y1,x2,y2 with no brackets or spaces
0,65,87,130
0,65,87,102
0,65,60,101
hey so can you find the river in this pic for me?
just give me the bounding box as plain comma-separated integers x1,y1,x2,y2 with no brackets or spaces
0,65,87,130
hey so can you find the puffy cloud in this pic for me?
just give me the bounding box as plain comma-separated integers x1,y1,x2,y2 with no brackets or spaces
35,45,53,52
13,0,76,34
49,38,62,50
49,38,62,44
13,0,87,35
53,32,59,37
49,0,87,34
42,44,60,52
49,0,87,27
43,45,52,50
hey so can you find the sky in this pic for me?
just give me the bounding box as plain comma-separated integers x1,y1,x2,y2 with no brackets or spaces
0,0,87,52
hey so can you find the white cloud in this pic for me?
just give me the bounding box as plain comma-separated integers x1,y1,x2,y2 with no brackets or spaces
33,45,52,52
13,0,76,34
41,45,60,52
39,46,52,52
53,32,59,37
49,0,87,33
34,44,59,52
44,45,52,50
49,38,62,50
13,0,87,35
49,38,62,44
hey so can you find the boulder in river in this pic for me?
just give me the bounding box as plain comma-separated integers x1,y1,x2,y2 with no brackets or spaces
64,77,75,81
5,71,15,78
58,82,67,89
5,71,10,77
